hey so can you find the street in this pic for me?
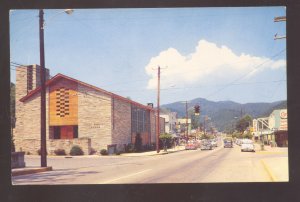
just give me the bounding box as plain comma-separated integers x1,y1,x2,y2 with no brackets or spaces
12,143,288,184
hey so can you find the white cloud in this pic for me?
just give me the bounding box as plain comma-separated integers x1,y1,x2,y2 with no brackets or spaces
145,40,286,89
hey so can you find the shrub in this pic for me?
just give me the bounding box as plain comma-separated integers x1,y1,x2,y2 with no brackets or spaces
89,148,97,155
54,149,66,156
37,149,48,155
100,149,108,155
70,145,84,156
135,133,143,152
125,143,136,153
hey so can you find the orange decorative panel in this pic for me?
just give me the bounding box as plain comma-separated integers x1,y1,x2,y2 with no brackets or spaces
49,79,78,126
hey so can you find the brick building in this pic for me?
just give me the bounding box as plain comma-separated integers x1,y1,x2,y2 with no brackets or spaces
14,64,164,155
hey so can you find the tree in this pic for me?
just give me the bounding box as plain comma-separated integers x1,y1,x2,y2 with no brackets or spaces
159,133,172,151
236,115,252,133
191,113,200,130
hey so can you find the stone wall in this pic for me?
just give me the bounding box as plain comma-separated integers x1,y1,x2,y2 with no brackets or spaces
78,85,112,152
14,65,50,153
48,137,91,155
14,138,91,155
14,139,40,154
111,97,131,151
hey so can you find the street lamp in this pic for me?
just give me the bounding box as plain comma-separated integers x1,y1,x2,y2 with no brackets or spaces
39,9,73,167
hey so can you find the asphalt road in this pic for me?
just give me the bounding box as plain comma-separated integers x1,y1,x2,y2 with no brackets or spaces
12,144,287,184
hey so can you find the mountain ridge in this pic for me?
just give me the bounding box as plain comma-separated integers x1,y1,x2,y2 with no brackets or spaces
160,97,287,131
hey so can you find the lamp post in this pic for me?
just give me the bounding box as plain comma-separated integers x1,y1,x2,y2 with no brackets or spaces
39,9,73,167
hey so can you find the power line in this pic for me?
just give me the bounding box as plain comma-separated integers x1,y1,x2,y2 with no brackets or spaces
205,48,286,99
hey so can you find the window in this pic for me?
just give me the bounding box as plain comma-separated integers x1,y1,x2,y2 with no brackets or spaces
55,87,70,117
51,125,78,139
27,65,33,92
131,106,150,133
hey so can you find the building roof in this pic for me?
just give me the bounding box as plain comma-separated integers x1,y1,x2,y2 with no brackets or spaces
20,73,155,111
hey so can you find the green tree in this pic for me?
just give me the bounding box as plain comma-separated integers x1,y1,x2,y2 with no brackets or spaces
159,133,172,151
191,113,200,130
236,115,252,133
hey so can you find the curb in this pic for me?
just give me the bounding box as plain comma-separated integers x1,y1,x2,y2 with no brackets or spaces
12,166,53,177
260,160,278,182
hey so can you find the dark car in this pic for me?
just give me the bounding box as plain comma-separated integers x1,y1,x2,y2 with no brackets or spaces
223,140,233,148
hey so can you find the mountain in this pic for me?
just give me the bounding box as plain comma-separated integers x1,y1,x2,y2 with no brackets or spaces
160,98,287,131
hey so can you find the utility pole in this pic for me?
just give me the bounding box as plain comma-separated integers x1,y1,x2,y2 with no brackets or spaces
204,115,206,136
153,66,167,153
156,66,161,153
185,101,188,140
274,16,286,40
39,9,47,167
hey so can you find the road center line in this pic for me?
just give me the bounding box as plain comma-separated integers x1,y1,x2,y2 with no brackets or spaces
100,169,152,184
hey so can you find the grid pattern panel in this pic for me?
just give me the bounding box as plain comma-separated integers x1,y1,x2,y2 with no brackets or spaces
55,87,70,117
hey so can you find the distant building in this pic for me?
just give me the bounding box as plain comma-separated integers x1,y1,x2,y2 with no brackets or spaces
14,64,164,155
160,112,177,134
253,109,287,147
176,118,191,135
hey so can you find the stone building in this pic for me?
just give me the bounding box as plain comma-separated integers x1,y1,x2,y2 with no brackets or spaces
14,64,164,155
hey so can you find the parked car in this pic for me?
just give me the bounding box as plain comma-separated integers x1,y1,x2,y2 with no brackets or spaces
201,139,213,150
185,140,198,150
241,139,255,152
211,139,218,147
224,139,233,148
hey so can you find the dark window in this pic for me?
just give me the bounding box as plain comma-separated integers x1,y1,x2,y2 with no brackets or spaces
27,65,33,92
51,125,78,139
131,106,150,133
74,125,78,138
53,126,60,139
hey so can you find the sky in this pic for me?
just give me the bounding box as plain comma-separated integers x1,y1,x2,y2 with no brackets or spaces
10,7,286,105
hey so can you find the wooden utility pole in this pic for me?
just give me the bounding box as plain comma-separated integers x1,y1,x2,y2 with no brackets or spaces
39,9,47,167
185,101,188,140
156,66,161,153
274,16,286,40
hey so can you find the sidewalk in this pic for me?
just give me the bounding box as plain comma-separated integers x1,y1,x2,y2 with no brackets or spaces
254,143,288,153
12,166,52,177
254,143,289,182
120,145,186,157
12,146,186,176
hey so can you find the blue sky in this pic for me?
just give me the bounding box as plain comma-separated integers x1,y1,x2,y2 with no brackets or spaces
10,7,286,105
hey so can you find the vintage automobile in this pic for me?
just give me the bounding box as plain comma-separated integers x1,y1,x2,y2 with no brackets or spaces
224,139,233,148
241,139,255,152
211,139,218,147
201,139,213,150
185,140,198,150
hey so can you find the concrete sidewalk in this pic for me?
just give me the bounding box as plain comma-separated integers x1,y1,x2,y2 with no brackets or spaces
261,157,288,182
254,143,289,182
12,146,186,176
12,166,52,177
120,146,186,157
254,143,288,153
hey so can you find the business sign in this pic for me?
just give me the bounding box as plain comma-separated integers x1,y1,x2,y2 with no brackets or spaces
280,110,287,119
279,109,288,131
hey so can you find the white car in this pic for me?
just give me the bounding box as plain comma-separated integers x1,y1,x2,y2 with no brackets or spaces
241,139,255,152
